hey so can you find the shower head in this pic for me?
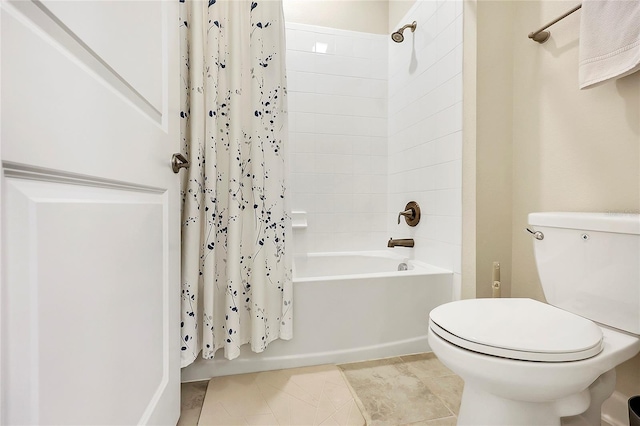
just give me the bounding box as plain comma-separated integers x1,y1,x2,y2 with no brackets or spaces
391,31,405,43
391,21,417,43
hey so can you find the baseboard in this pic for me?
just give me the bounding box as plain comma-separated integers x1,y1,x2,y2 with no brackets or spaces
602,391,629,426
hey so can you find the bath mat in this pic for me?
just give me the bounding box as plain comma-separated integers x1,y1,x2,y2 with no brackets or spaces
197,364,365,425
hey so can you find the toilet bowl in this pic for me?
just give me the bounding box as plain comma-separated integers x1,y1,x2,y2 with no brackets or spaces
428,212,640,425
428,299,640,425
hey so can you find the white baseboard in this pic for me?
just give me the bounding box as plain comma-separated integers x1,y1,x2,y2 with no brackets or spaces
602,390,630,426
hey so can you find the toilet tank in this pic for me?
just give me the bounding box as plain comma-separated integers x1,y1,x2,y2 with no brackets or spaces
528,212,640,335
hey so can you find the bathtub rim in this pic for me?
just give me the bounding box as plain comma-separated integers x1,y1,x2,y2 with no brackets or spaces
293,250,452,283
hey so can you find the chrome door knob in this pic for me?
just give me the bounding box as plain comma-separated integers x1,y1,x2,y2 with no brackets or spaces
171,153,190,173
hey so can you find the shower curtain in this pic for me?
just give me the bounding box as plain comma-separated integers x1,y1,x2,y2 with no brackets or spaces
179,0,292,367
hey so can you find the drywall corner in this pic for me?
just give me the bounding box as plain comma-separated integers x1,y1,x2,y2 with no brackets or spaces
461,0,477,300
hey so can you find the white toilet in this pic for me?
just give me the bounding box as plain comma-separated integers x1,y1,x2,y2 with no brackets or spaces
428,212,640,426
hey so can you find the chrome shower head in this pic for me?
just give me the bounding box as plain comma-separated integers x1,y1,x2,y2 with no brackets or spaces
391,21,417,43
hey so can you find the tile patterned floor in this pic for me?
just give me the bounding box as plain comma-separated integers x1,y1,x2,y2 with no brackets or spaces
179,353,463,426
179,380,209,426
339,354,462,426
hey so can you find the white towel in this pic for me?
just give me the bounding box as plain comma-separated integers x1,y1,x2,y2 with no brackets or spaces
579,0,640,89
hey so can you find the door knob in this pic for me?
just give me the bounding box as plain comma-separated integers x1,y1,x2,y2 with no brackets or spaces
171,153,190,173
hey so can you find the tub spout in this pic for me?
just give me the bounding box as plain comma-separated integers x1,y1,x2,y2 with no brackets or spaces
388,238,414,248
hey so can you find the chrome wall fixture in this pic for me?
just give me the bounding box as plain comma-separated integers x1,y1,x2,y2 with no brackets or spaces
391,21,417,43
528,3,582,44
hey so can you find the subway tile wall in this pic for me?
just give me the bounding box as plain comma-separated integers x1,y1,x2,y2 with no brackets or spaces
388,0,463,298
286,0,462,296
286,23,389,253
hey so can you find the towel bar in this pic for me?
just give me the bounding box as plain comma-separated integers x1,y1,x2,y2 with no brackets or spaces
528,3,582,43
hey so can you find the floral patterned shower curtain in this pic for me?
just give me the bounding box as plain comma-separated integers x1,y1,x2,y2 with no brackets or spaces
179,0,292,367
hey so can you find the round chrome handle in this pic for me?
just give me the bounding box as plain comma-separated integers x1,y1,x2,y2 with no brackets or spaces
526,227,544,240
171,153,190,173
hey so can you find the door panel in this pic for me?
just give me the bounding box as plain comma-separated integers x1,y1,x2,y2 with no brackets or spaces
2,1,167,175
4,174,168,424
38,0,164,111
1,0,179,424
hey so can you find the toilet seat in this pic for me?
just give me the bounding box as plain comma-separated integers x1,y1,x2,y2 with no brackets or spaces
429,298,603,362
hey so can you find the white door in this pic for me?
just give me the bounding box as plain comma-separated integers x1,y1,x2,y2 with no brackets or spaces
0,0,180,424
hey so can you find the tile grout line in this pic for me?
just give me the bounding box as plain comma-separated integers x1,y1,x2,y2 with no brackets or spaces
399,356,460,421
336,365,370,426
255,373,284,425
438,371,463,413
313,375,333,425
420,373,460,420
313,370,331,426
252,373,284,425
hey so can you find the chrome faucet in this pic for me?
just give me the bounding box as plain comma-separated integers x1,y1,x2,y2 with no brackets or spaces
387,238,415,248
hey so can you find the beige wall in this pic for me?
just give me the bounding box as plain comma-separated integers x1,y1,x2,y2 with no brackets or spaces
511,0,640,302
463,0,516,300
467,0,640,421
388,0,415,31
510,2,640,420
461,0,477,300
475,0,514,299
282,0,388,34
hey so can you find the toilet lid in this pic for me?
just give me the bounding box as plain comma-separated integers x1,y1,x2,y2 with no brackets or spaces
429,298,603,362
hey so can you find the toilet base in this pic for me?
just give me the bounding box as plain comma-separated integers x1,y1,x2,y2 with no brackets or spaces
458,383,590,426
562,369,616,426
457,369,617,426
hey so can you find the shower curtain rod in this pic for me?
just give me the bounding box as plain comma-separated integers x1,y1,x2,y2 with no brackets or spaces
528,3,582,43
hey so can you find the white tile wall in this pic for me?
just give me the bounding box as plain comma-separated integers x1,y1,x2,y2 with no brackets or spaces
387,0,463,274
286,0,462,271
286,23,389,253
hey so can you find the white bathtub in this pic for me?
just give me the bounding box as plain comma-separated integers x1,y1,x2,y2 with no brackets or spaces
181,251,453,381
295,251,424,279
